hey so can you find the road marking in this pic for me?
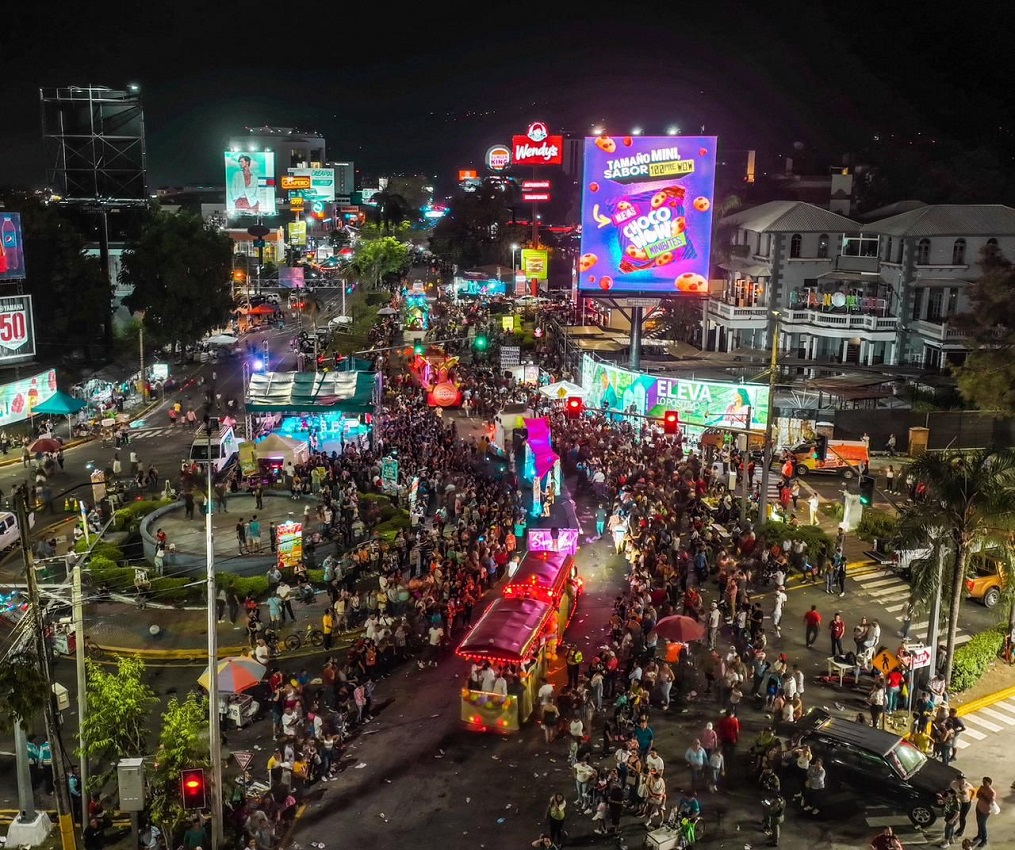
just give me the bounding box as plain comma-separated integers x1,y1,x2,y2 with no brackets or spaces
962,713,1003,733
980,706,1015,725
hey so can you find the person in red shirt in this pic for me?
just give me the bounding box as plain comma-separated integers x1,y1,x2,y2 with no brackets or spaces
885,668,905,713
869,826,903,850
829,612,846,656
804,605,822,648
716,709,741,764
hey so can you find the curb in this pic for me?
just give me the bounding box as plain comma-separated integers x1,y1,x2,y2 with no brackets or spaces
955,683,1015,717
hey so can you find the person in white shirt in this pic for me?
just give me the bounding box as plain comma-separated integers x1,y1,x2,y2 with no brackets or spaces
493,672,508,695
479,663,497,692
772,586,788,638
645,748,665,776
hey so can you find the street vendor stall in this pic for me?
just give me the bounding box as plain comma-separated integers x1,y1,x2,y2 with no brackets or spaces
245,371,378,453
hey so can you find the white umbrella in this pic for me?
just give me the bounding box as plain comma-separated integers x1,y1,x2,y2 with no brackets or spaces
376,306,398,315
539,380,587,400
206,334,239,346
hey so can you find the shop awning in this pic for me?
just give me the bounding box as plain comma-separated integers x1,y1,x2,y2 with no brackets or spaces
245,371,376,414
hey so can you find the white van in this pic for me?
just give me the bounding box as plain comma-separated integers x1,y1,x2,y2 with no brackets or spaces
0,511,21,551
189,422,241,474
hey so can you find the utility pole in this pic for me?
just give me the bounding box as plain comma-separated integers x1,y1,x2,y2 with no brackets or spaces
740,406,752,521
16,494,76,850
204,423,223,849
138,315,146,401
758,313,781,524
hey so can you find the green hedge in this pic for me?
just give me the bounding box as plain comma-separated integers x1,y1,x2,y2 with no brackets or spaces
951,625,1006,692
756,520,833,554
86,555,194,605
856,507,898,543
74,541,125,562
113,499,171,532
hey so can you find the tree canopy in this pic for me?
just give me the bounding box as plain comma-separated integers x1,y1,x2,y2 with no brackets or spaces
898,446,1015,685
148,693,210,840
120,209,234,348
0,651,48,735
349,236,411,290
951,243,1015,413
79,656,157,793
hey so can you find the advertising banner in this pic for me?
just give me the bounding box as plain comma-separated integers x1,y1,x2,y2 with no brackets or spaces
580,354,768,430
579,135,717,295
381,456,399,494
287,221,307,246
0,213,26,281
521,249,548,281
0,369,57,428
0,295,36,362
276,520,303,571
287,168,335,201
224,151,277,216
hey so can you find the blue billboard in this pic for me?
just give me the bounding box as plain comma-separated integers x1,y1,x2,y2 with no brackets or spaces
579,135,717,296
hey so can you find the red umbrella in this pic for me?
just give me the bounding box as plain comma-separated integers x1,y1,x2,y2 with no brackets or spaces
29,437,63,455
248,304,278,316
652,614,706,643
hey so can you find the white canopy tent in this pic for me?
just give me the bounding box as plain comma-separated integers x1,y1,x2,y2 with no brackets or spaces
538,380,587,401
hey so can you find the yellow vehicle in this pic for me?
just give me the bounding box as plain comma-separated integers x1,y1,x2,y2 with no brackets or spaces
965,552,1007,608
790,438,868,478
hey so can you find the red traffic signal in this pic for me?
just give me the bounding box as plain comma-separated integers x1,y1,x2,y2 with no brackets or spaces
662,410,679,434
564,397,584,419
180,768,207,809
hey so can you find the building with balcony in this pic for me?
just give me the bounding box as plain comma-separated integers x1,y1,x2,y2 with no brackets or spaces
705,200,1015,371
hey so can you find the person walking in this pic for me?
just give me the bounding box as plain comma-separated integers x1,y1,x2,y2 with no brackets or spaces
868,679,887,728
833,550,847,597
941,786,961,847
804,605,822,648
950,772,976,839
235,518,247,554
546,792,567,846
762,792,786,847
971,776,996,847
772,585,787,639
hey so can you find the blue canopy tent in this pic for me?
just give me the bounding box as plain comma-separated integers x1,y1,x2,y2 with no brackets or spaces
31,390,89,441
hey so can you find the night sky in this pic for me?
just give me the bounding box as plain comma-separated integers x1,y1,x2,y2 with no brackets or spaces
2,4,1011,198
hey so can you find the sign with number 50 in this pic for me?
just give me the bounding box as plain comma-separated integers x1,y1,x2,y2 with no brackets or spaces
0,295,35,360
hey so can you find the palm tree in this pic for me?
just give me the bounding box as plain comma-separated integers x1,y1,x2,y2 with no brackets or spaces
901,447,1015,684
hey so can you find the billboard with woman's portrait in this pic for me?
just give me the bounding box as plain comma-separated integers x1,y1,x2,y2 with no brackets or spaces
224,151,277,216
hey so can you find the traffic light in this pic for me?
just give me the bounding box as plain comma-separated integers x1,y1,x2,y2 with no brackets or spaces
859,474,875,506
180,768,207,809
565,397,584,419
413,342,425,355
473,334,488,351
662,410,679,435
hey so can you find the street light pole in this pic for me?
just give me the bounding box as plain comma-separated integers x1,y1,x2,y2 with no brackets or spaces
204,428,224,850
138,315,146,402
758,312,781,525
16,494,76,850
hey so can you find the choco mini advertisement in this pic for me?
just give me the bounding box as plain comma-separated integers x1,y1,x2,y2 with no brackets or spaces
579,135,717,296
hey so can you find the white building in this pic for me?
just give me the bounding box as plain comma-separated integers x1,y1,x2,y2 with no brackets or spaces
705,201,1015,370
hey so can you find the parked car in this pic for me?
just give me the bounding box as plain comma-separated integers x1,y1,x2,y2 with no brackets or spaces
794,707,959,827
965,550,1007,608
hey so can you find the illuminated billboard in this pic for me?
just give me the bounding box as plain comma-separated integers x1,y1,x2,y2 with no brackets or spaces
0,368,56,427
512,122,563,166
580,354,768,430
521,249,548,281
0,213,26,281
579,135,716,296
287,168,335,201
224,151,277,216
0,295,36,362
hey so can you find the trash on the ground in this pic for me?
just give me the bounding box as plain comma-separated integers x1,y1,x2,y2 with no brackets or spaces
496,818,506,824
466,797,471,803
354,763,367,769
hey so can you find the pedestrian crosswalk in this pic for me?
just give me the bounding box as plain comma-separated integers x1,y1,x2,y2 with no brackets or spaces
863,806,941,845
848,562,973,648
953,696,1015,750
127,425,245,441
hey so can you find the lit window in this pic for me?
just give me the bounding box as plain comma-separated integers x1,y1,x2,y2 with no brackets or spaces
817,234,829,259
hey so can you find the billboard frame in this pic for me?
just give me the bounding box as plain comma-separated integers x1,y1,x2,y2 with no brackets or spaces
578,135,717,298
0,295,37,363
224,151,277,217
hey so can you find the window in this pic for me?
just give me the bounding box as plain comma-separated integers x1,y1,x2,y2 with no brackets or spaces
927,288,944,322
790,234,802,258
916,238,931,265
911,288,924,322
817,234,829,259
952,239,966,265
841,234,880,257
